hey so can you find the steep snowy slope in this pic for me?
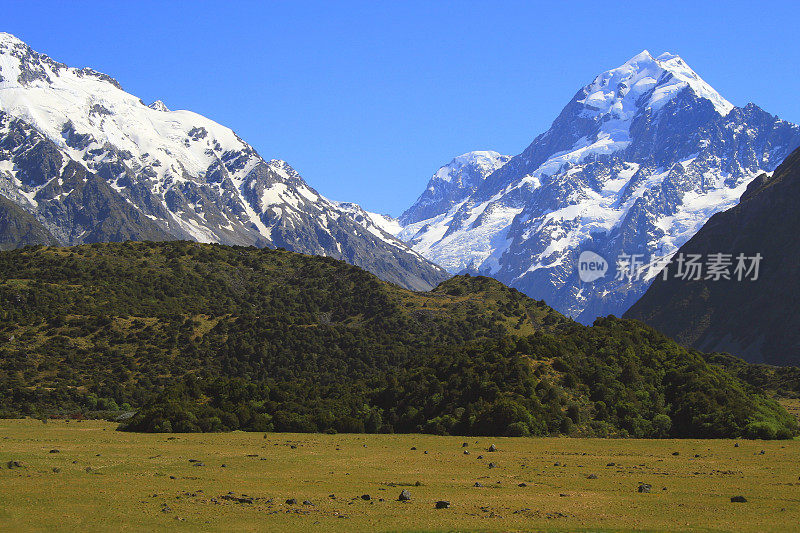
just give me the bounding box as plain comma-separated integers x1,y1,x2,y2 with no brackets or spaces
0,32,447,290
398,51,800,320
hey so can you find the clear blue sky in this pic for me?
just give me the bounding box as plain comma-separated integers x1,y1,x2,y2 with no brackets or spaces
3,0,799,216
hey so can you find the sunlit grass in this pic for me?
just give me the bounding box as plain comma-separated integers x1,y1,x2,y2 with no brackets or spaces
1,419,798,532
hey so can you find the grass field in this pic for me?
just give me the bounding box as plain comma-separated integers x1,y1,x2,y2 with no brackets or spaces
1,419,799,532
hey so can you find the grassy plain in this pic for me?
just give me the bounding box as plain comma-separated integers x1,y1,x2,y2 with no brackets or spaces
1,419,799,532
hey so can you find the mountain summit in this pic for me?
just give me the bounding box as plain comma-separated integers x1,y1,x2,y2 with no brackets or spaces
0,33,447,290
400,150,510,226
578,50,733,119
397,51,800,320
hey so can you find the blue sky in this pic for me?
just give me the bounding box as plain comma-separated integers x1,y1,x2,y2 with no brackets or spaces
2,0,799,216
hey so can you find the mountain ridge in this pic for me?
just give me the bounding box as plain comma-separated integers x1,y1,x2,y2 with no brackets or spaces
0,32,447,290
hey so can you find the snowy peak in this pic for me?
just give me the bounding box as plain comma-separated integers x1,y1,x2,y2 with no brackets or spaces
579,50,733,119
396,50,800,323
399,150,510,225
148,100,169,112
0,32,123,91
0,32,23,45
431,151,510,184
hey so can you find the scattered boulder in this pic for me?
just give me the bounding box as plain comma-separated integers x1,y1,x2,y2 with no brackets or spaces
734,443,740,447
52,467,61,473
410,447,417,450
731,495,748,503
462,443,468,447
518,482,527,487
606,462,615,466
221,494,253,504
587,474,598,479
638,483,652,493
188,459,201,463
6,460,22,469
303,500,314,506
398,489,411,501
488,444,497,452
361,494,371,501
759,450,766,455
477,455,484,460
672,452,679,456
554,462,561,466
285,498,297,505
474,482,483,487
463,450,470,455
49,449,60,454
488,462,496,469
414,481,421,486
435,500,450,509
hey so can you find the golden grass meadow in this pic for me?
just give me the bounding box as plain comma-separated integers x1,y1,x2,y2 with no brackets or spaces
1,418,799,532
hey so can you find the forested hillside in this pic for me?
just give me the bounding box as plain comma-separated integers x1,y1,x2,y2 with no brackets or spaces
0,241,794,439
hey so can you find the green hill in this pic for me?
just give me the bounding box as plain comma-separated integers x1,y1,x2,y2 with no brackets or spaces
0,241,795,439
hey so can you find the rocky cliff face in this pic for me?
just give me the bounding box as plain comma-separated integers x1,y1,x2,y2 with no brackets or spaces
398,51,800,319
0,32,447,290
0,193,58,250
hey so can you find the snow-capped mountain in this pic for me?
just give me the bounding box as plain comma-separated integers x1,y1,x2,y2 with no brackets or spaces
0,32,447,290
399,150,511,225
398,51,800,321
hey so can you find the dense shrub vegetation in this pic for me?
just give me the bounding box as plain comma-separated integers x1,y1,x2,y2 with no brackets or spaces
0,241,795,439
